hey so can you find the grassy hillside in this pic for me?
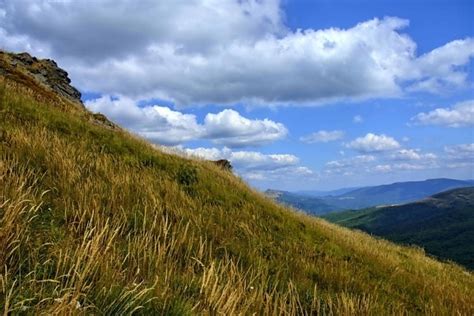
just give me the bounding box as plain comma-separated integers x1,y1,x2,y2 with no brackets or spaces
1,54,473,314
324,188,474,270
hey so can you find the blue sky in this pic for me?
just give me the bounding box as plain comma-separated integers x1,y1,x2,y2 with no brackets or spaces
1,0,473,190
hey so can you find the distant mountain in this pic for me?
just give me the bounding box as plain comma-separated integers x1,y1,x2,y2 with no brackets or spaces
296,187,361,197
268,178,474,215
324,187,474,269
329,178,474,209
264,189,338,215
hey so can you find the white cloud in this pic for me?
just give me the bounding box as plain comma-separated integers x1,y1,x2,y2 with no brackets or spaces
1,1,473,106
86,96,203,145
325,155,376,175
85,96,286,146
230,151,299,171
346,133,400,153
444,143,474,166
411,100,474,127
326,155,376,168
408,40,474,93
177,146,314,181
338,152,439,174
374,164,392,173
392,162,438,171
390,149,437,161
300,130,344,143
323,143,469,177
0,0,283,60
373,161,439,172
173,146,299,170
444,143,474,157
176,146,227,161
446,162,474,169
204,109,287,147
244,165,314,182
443,144,474,171
333,145,438,174
353,115,363,123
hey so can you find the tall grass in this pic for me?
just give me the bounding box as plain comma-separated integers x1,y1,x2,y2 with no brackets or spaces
0,77,473,314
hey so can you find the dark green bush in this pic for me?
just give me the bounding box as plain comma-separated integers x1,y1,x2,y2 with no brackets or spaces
176,165,198,187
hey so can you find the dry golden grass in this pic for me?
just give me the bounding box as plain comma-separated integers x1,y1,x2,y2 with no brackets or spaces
0,75,473,315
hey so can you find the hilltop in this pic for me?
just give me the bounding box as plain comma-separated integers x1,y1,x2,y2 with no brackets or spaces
1,51,473,314
324,187,474,269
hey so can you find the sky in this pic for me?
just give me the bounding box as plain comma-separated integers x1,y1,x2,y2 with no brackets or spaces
1,0,473,191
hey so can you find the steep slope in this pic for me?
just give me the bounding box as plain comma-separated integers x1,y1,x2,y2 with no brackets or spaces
324,187,474,269
1,51,473,314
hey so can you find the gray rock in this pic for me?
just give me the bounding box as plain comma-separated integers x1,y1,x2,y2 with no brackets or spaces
213,159,232,171
3,51,82,104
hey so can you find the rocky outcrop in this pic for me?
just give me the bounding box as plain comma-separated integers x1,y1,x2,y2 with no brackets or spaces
213,159,232,171
1,51,82,103
1,50,117,129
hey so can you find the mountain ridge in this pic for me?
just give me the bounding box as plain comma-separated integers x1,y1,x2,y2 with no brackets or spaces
324,187,474,269
267,178,474,215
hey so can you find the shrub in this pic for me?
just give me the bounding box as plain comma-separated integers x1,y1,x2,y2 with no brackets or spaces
176,165,198,187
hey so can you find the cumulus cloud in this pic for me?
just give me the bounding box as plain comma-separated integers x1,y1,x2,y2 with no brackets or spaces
0,0,283,60
408,40,474,93
243,165,314,181
346,133,400,153
229,151,299,171
444,143,474,157
373,161,440,173
177,146,314,181
394,162,439,170
443,143,474,168
410,100,474,127
291,138,469,179
374,164,392,173
86,96,202,145
204,109,287,147
86,96,286,146
300,130,344,143
390,149,437,161
0,1,473,106
326,146,440,175
325,155,376,175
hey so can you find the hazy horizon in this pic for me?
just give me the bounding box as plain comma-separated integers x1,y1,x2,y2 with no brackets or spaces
263,176,474,192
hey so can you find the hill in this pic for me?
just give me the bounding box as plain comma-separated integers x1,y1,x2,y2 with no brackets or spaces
329,178,474,209
265,189,341,215
268,178,474,214
295,187,361,197
324,187,474,270
1,51,473,314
